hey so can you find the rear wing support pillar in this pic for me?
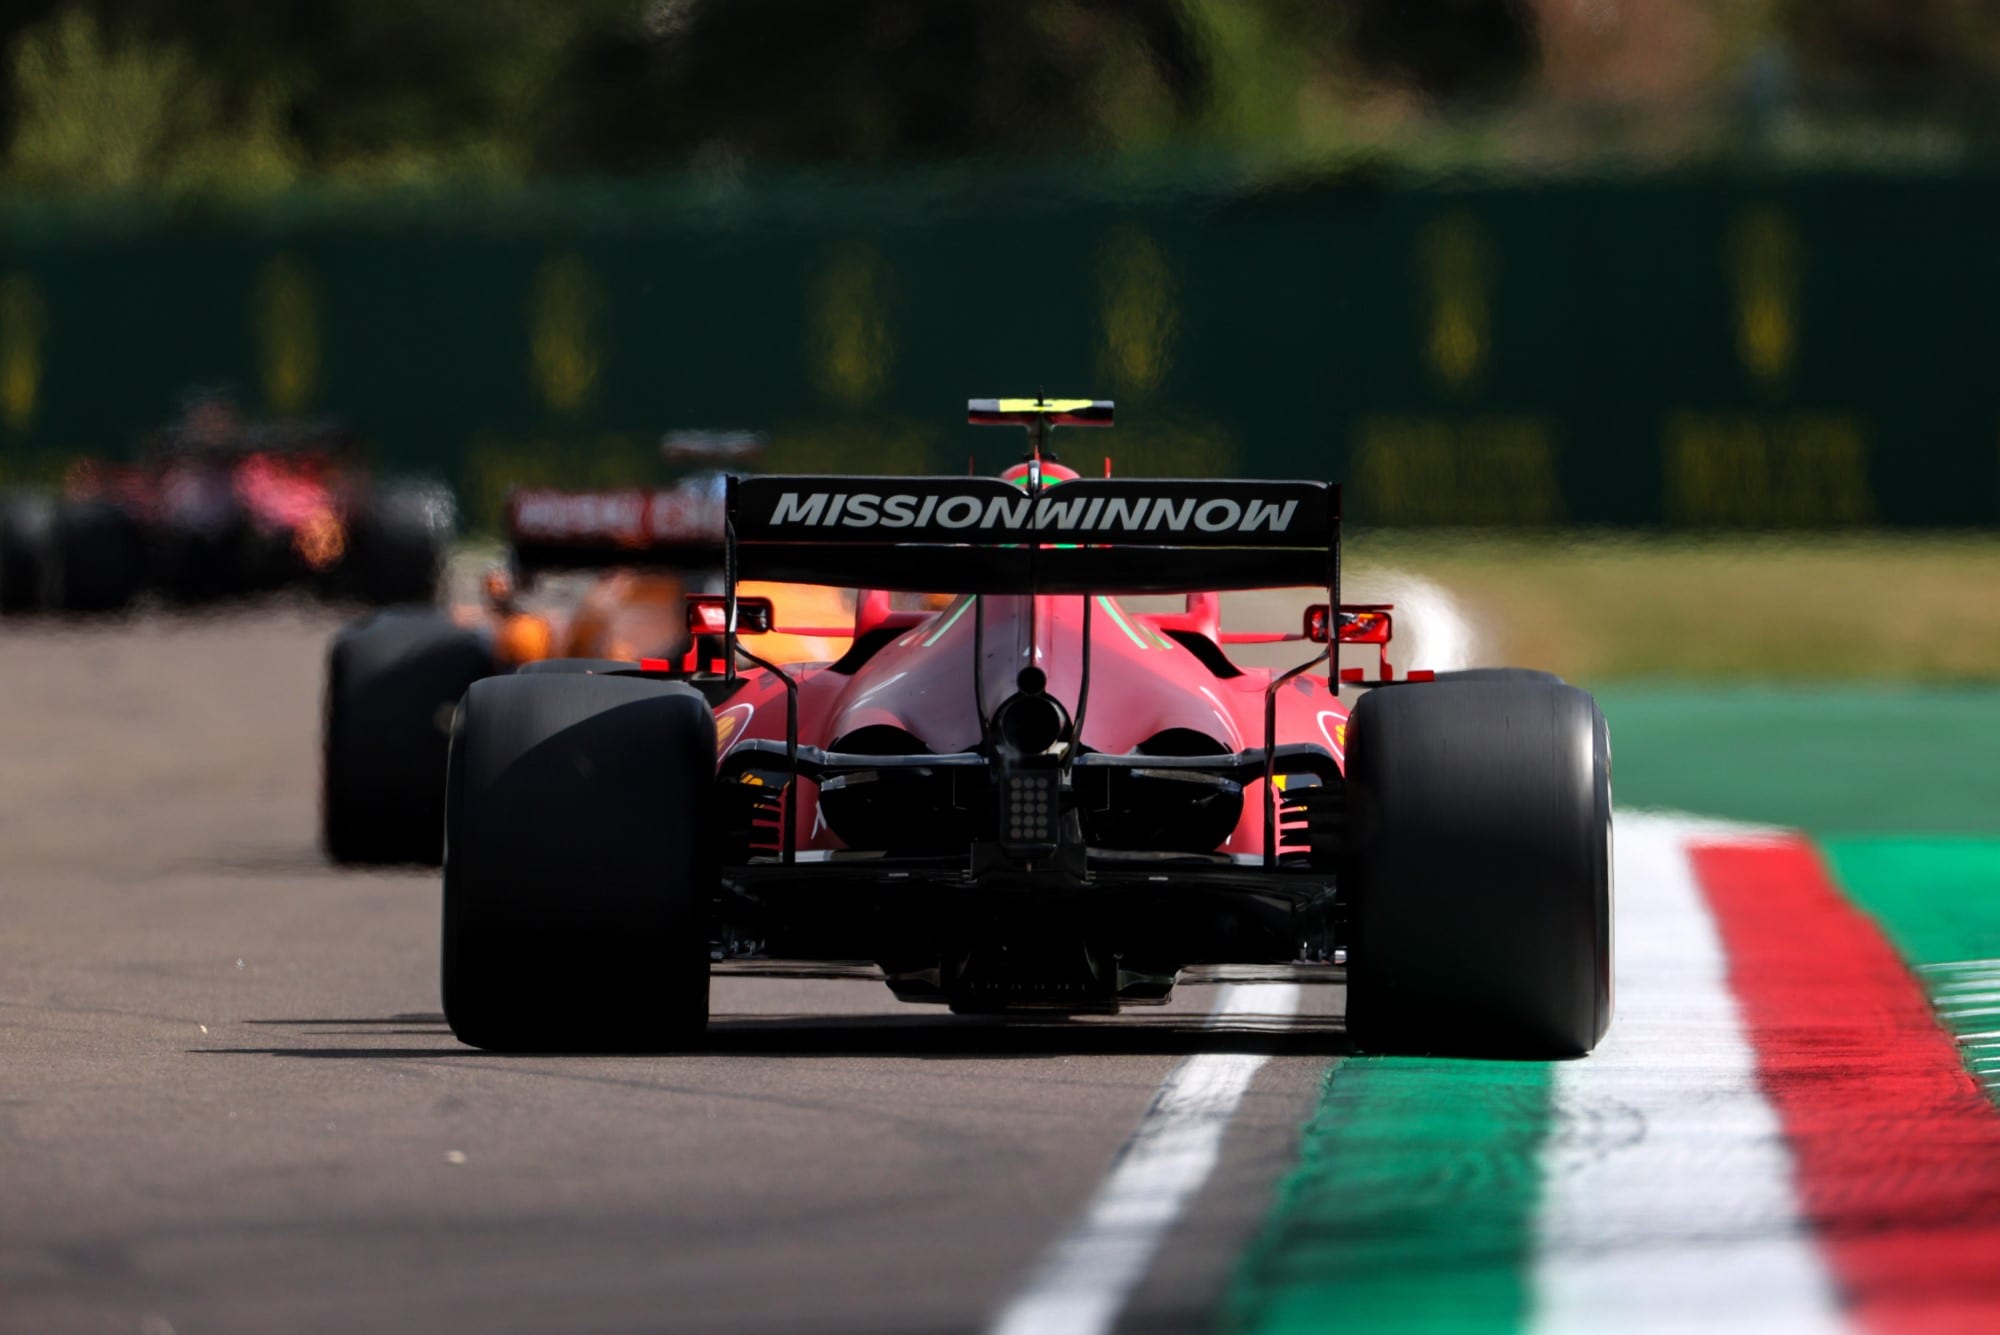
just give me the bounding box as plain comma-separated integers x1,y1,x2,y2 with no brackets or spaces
722,484,799,864
1260,481,1340,869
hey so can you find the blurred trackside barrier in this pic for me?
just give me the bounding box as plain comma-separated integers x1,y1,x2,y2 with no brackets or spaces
1,164,1997,528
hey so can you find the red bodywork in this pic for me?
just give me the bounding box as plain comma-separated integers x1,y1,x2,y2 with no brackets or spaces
715,588,1348,859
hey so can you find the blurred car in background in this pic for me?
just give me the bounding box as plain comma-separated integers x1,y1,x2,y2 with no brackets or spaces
0,390,452,614
322,466,856,866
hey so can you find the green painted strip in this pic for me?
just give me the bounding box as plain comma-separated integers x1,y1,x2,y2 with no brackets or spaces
1224,1057,1552,1335
1824,836,2000,1106
1595,686,2000,835
1096,595,1154,650
921,595,974,647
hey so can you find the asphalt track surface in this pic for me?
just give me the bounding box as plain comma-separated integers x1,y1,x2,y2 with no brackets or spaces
0,607,1342,1335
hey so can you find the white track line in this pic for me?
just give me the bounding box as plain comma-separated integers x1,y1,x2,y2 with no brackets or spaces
1531,814,1848,1335
1917,959,2000,974
987,982,1302,1335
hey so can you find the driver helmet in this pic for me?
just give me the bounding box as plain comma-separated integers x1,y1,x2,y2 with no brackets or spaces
999,460,1081,488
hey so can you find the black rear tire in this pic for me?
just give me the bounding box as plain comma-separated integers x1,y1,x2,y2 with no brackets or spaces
1433,668,1563,686
1341,677,1613,1057
348,483,452,606
0,492,53,613
322,610,492,865
442,673,717,1051
47,500,145,613
513,657,644,676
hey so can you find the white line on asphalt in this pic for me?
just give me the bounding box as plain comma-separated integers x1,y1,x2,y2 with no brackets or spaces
1531,815,1849,1335
986,982,1303,1335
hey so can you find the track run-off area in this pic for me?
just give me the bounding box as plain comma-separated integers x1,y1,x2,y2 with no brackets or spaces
4,611,2000,1334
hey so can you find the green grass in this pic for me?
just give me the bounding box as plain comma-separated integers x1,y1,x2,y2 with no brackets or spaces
1351,530,2000,683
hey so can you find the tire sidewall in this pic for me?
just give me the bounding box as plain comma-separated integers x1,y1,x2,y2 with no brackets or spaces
1343,678,1613,1057
442,673,717,1050
322,610,492,864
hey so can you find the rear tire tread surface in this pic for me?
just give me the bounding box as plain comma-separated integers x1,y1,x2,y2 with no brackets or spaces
348,483,451,607
512,658,645,676
1432,667,1564,686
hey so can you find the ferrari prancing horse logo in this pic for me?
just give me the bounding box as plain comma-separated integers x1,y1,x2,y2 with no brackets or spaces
713,704,754,756
1317,712,1347,761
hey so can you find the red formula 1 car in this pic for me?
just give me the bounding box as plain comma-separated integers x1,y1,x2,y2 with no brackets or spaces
440,400,1614,1057
0,392,450,613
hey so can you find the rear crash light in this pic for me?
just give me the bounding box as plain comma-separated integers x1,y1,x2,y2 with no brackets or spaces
1004,770,1058,845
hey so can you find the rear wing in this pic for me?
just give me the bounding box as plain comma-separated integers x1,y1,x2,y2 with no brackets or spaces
727,475,1338,595
506,484,723,575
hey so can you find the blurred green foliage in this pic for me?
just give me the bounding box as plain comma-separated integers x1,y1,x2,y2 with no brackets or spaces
7,9,297,192
0,0,626,190
9,0,2000,193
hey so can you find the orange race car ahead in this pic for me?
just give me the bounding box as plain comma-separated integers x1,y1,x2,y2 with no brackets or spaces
321,476,858,866
471,565,854,675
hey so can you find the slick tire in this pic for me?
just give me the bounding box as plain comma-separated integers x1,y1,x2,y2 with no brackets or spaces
0,492,53,613
349,483,452,606
322,610,492,865
513,658,645,676
1341,677,1613,1057
442,673,717,1052
1433,668,1563,686
46,500,145,613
